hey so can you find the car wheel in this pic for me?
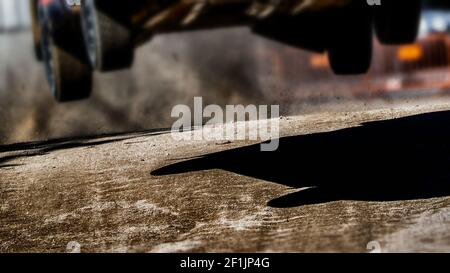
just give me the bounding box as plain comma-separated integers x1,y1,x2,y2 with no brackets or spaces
81,0,134,71
327,5,373,75
374,0,421,45
41,24,93,102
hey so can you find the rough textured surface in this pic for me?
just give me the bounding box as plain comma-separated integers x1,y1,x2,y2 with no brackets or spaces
2,101,450,253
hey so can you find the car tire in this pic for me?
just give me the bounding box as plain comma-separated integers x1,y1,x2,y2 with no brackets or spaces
41,23,93,102
81,0,134,72
327,5,373,75
374,0,421,45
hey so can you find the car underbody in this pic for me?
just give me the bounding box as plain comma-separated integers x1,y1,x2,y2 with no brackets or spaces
31,0,423,101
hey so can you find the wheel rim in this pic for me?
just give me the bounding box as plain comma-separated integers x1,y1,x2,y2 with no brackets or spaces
41,27,57,97
81,0,98,68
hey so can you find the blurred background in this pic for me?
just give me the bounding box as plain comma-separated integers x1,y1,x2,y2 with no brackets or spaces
0,0,450,144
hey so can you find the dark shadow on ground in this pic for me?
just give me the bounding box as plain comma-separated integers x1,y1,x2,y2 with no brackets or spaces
152,110,450,207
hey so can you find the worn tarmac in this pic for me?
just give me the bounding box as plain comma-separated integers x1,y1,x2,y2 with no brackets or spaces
2,102,450,253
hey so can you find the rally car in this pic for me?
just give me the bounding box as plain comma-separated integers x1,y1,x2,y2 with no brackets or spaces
31,0,423,102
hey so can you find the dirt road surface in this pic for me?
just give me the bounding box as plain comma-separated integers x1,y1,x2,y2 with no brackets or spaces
2,101,450,253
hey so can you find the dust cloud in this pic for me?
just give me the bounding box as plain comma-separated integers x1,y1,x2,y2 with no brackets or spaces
1,28,448,144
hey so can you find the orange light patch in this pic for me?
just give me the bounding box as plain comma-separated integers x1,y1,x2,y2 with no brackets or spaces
310,54,329,69
397,45,423,62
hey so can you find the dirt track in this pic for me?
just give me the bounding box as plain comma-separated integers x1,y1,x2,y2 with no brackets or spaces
3,102,450,253
3,27,450,253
